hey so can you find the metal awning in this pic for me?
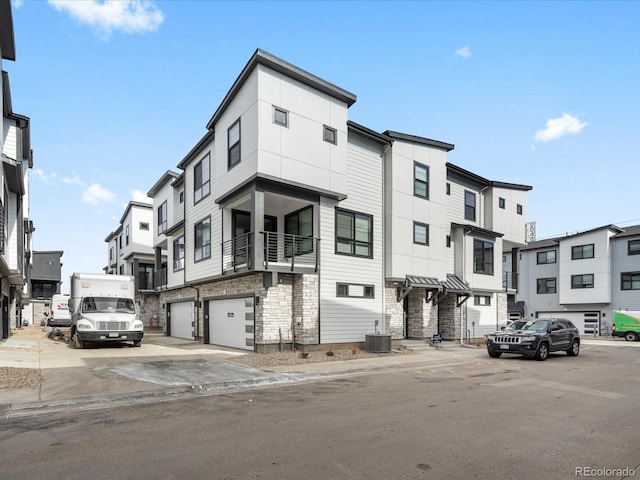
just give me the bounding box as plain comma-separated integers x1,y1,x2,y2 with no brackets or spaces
397,275,443,303
433,274,472,307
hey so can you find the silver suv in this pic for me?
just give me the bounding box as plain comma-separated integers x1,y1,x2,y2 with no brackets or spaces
486,318,580,361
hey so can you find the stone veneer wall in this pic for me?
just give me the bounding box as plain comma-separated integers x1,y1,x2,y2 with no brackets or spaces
407,291,438,339
385,281,404,339
292,274,319,345
137,293,160,329
496,292,508,332
438,294,464,341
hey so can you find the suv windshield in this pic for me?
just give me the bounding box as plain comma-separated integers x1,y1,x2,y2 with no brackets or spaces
522,319,550,332
82,297,135,314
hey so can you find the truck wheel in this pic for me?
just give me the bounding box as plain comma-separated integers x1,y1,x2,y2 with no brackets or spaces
74,332,84,349
133,340,142,347
535,342,549,361
624,332,639,342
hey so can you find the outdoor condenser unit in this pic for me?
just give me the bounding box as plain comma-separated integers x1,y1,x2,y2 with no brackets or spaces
365,334,391,353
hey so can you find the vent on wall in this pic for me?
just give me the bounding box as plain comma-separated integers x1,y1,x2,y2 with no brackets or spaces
365,334,391,353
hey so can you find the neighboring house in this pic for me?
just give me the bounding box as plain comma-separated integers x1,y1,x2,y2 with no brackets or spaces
1,1,33,337
514,224,640,336
104,201,161,328
143,49,532,351
24,251,63,325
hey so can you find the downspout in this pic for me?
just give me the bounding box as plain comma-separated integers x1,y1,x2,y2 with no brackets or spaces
461,226,472,345
381,142,392,335
186,284,200,341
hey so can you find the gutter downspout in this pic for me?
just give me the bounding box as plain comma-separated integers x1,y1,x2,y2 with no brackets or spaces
381,143,392,335
461,226,472,346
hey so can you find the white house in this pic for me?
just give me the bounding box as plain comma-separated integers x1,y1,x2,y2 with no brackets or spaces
144,49,532,351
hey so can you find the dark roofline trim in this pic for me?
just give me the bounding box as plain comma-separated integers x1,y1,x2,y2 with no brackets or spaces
384,130,455,152
119,201,152,225
164,219,185,236
451,222,504,238
177,129,215,169
0,1,16,61
147,170,181,197
447,163,532,192
347,121,392,145
206,49,357,130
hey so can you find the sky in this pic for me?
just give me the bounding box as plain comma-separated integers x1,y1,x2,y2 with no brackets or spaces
5,0,640,292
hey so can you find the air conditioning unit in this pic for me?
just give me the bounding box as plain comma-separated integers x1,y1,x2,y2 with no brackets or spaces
365,334,391,353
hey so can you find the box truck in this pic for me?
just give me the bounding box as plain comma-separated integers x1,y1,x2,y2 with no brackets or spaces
48,294,72,327
69,273,143,349
612,311,640,342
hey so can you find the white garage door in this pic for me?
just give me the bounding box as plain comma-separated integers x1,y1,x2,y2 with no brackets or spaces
539,311,600,335
169,301,194,340
209,297,254,351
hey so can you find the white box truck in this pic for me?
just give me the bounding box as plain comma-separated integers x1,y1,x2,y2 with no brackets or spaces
69,273,143,349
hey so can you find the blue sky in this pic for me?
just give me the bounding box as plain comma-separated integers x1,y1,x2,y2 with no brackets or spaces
6,0,640,291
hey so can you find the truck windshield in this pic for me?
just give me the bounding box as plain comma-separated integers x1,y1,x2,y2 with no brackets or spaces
82,297,135,314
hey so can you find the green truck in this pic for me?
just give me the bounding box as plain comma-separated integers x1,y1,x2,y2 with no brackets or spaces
612,311,640,341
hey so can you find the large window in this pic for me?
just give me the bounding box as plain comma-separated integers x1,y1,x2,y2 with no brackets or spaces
413,222,429,245
571,274,594,289
194,217,211,262
336,208,373,258
194,154,210,203
285,206,313,255
228,119,241,168
473,239,494,275
537,250,557,264
621,272,640,290
414,163,429,199
537,277,557,294
465,191,476,221
572,244,594,260
173,236,185,271
157,201,167,234
628,240,640,255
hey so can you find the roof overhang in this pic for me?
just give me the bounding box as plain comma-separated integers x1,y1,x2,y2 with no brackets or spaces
451,222,504,238
397,275,443,303
0,1,16,61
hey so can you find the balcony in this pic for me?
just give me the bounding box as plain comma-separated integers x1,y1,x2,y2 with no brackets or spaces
503,271,518,291
154,267,168,290
221,231,320,274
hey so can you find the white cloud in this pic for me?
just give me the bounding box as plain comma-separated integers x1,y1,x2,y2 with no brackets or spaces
83,183,116,205
455,46,472,58
131,190,152,204
48,0,165,37
534,113,587,142
61,174,84,186
32,169,57,184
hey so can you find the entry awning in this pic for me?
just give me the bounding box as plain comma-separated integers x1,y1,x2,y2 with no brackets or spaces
397,275,443,303
434,274,472,307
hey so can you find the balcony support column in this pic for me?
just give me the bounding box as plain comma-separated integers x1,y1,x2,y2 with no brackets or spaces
251,188,265,270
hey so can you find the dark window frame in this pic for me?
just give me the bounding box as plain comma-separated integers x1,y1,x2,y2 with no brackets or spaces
474,295,491,306
621,271,640,290
517,204,523,215
465,190,476,221
628,239,640,256
413,222,429,245
414,162,429,199
194,216,211,263
536,277,557,294
499,197,505,209
173,235,185,272
572,244,594,260
285,205,314,256
157,201,167,235
335,208,373,259
571,273,594,289
473,239,494,275
336,283,375,299
228,118,241,169
323,125,337,144
194,153,211,204
537,250,557,264
273,106,289,127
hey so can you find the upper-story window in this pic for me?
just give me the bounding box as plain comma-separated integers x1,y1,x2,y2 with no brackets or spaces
125,225,130,245
194,153,210,204
157,201,168,235
571,273,594,289
285,206,313,256
517,204,523,215
499,197,505,209
572,244,594,260
628,239,640,255
228,119,241,168
119,234,123,249
194,217,211,262
446,183,451,195
537,277,557,294
139,222,149,231
273,106,288,127
109,247,114,261
413,222,429,245
465,191,476,221
414,163,429,199
537,250,557,264
336,208,373,258
473,239,494,275
173,236,185,271
323,125,337,144
621,272,640,290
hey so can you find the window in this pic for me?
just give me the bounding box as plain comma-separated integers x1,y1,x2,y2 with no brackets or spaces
473,239,494,275
465,191,476,221
474,295,491,306
413,222,429,245
228,119,241,168
446,183,451,195
517,204,523,215
109,247,114,261
285,206,313,255
572,244,594,260
446,235,451,248
139,222,149,231
194,217,211,262
336,208,373,258
173,236,185,271
571,274,594,289
336,283,375,298
179,191,184,204
125,225,130,245
537,277,557,294
323,125,337,144
119,234,123,249
628,239,640,255
537,250,557,264
157,201,167,234
621,272,640,290
194,154,210,203
273,106,288,127
119,265,125,275
499,197,505,209
414,163,429,199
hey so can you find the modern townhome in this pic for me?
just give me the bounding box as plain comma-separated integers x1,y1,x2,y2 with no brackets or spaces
104,201,161,328
509,223,640,336
1,0,33,338
145,49,532,352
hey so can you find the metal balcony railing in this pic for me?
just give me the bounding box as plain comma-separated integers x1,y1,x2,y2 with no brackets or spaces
503,271,518,291
154,267,168,290
221,233,253,273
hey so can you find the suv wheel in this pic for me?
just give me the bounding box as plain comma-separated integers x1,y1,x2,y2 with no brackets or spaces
488,350,502,358
624,332,639,342
567,339,580,356
535,342,549,361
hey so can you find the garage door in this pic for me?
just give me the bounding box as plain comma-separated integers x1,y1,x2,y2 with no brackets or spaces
539,311,600,335
169,301,194,340
208,297,254,351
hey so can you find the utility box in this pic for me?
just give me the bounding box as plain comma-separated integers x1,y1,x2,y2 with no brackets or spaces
365,334,391,353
